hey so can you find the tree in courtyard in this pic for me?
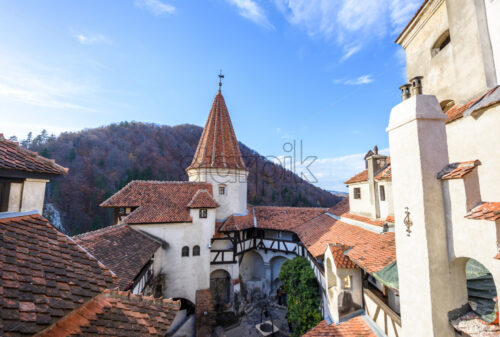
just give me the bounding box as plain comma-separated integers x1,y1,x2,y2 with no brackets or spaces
279,257,322,336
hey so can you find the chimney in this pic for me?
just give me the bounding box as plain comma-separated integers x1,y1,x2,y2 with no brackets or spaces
400,84,411,101
409,76,423,96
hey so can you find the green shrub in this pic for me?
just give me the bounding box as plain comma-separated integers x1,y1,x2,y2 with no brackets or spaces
279,257,322,336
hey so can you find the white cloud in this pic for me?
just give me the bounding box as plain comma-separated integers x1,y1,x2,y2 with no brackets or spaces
311,148,389,191
0,56,94,110
135,0,175,16
74,33,110,45
226,0,274,29
274,0,421,60
333,74,374,85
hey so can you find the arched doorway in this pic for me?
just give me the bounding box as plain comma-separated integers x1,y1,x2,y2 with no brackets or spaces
450,257,498,325
240,250,265,281
270,256,287,293
210,269,232,305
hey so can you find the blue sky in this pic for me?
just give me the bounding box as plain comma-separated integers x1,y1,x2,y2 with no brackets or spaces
0,0,421,191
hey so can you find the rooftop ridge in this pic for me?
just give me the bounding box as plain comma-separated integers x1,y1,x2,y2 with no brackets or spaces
72,223,127,240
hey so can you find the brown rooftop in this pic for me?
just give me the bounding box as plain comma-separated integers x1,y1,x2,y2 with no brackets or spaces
0,213,116,336
186,91,247,171
0,134,68,176
73,224,161,290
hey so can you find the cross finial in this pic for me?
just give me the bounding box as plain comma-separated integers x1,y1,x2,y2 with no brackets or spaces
218,70,224,92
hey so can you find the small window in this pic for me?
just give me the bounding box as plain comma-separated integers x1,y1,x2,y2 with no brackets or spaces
353,188,361,200
118,207,126,216
380,185,386,201
343,275,352,289
199,209,208,218
218,185,226,195
0,182,10,212
181,246,189,257
431,30,451,57
193,245,200,256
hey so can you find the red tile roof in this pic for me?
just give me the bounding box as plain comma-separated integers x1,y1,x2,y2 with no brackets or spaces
0,213,116,336
73,224,161,290
465,202,500,221
329,244,359,269
100,181,215,224
446,86,500,124
329,199,386,227
304,317,376,337
340,212,386,227
0,135,68,176
328,198,350,216
187,189,219,208
438,160,481,180
295,213,396,273
218,205,326,232
186,91,247,171
344,169,368,184
253,206,326,231
386,215,395,223
39,289,180,337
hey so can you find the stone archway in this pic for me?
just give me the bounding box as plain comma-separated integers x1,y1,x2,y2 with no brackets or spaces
210,269,232,305
240,250,265,281
270,256,287,294
449,257,498,325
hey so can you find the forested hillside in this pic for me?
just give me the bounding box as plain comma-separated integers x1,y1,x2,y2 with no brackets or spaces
19,122,341,234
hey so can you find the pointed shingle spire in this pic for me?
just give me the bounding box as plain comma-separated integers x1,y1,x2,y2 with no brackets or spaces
187,91,247,171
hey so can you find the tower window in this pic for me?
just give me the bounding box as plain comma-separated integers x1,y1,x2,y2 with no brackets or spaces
380,185,386,201
354,188,361,200
431,30,451,57
193,245,200,256
181,246,189,257
199,209,208,218
218,185,226,195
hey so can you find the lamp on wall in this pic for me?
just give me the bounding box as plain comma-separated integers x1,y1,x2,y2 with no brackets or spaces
404,207,413,236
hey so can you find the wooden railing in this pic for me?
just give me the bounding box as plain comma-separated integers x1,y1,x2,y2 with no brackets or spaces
363,288,402,337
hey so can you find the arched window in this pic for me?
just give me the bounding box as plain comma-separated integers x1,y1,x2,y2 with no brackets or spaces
193,245,200,256
440,99,455,113
431,30,451,57
181,246,189,257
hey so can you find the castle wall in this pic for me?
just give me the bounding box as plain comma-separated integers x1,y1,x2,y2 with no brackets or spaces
131,208,216,303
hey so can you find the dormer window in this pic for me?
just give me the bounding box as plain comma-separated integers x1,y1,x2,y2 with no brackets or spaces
343,275,352,289
0,181,10,212
354,188,361,200
431,30,450,57
199,209,208,218
218,185,226,195
380,185,386,202
118,207,126,216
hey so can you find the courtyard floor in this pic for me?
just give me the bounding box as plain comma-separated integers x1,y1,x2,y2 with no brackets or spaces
216,302,290,337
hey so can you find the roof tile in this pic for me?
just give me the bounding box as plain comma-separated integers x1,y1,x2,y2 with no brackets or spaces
0,213,116,336
187,189,219,208
0,135,67,175
100,181,215,224
304,317,376,337
465,202,500,221
438,160,481,180
73,224,161,290
39,289,180,337
187,92,247,171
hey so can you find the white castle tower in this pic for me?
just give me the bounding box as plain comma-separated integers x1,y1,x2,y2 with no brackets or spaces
186,79,248,220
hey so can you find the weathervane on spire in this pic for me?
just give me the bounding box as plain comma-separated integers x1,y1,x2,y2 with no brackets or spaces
218,70,224,92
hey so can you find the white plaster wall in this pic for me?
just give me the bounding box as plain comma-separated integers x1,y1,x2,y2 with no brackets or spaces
131,208,215,303
445,105,500,202
387,95,455,337
377,181,394,220
7,182,22,212
485,0,500,83
187,168,248,220
402,0,495,104
348,183,371,217
20,179,47,213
